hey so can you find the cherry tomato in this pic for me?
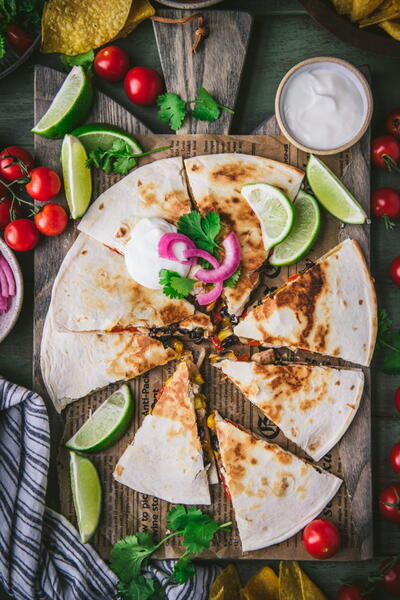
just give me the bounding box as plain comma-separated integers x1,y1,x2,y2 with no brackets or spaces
386,108,400,139
371,135,400,171
389,256,400,286
302,519,341,559
4,218,39,252
26,167,61,202
0,146,34,181
379,485,400,523
94,45,129,82
34,203,68,236
390,443,400,473
381,559,400,597
395,387,400,413
6,24,35,55
124,67,164,106
336,583,365,600
371,188,400,226
0,197,21,229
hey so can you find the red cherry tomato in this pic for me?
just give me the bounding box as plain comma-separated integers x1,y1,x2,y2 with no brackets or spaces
371,135,400,171
389,256,400,286
26,167,61,202
379,485,400,523
381,559,400,597
395,387,400,413
34,203,68,236
6,24,35,55
0,197,21,229
0,146,34,181
302,519,341,559
371,188,400,225
94,45,129,82
390,443,400,473
336,583,365,600
4,218,39,251
124,67,164,106
386,108,400,139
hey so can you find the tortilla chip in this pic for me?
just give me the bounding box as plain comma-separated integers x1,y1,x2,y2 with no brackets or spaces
331,0,353,14
279,562,327,600
240,567,279,600
350,0,384,21
379,17,400,38
210,565,241,600
41,0,132,55
297,563,327,600
116,0,155,38
359,0,400,25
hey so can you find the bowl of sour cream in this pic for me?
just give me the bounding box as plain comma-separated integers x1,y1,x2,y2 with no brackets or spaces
275,57,373,155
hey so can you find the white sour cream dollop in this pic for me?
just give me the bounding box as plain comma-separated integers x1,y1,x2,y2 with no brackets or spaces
124,217,191,289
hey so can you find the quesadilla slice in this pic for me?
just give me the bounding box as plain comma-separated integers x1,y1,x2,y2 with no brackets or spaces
214,360,364,461
78,156,192,252
184,153,304,315
213,413,342,552
234,239,377,366
40,307,177,412
114,357,212,504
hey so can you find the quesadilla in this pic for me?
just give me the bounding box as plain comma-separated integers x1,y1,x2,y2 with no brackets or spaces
213,413,342,552
214,360,364,461
234,239,377,366
114,357,212,504
40,307,177,412
184,153,304,315
78,156,191,252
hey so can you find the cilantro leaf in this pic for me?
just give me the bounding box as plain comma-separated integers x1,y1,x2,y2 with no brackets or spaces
172,555,195,584
86,139,169,176
113,154,137,175
118,576,164,600
224,266,241,289
183,519,219,554
157,93,187,131
377,308,400,374
177,211,221,255
60,50,94,72
191,87,234,122
167,505,204,532
159,269,196,299
110,533,155,583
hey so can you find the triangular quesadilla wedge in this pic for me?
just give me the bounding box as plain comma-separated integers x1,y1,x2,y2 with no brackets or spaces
184,153,304,315
234,239,377,366
78,156,191,252
114,357,212,504
213,413,342,552
214,360,364,461
40,307,177,412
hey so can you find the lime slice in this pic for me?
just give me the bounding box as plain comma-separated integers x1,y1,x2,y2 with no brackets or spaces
269,191,321,266
241,183,295,250
32,66,93,139
70,451,101,543
61,134,92,219
306,154,367,224
66,385,134,452
72,123,142,155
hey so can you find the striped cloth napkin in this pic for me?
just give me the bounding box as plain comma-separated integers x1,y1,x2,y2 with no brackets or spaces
0,378,220,600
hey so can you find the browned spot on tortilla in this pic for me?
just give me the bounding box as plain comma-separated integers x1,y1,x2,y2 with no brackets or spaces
159,303,191,327
98,203,104,210
210,162,258,183
297,484,306,498
346,403,356,409
315,323,330,351
350,384,355,390
137,179,142,186
81,250,87,255
308,439,320,453
115,225,128,238
291,426,298,438
335,380,341,386
359,299,363,305
251,458,258,465
300,465,308,477
272,474,290,497
232,197,240,204
261,477,268,486
190,163,200,172
273,447,293,465
115,465,124,476
260,402,283,423
332,347,340,356
106,334,175,381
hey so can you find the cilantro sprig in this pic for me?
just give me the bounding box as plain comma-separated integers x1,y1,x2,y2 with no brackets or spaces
159,269,196,299
86,139,171,176
60,50,94,72
377,308,400,374
177,211,221,256
110,505,231,599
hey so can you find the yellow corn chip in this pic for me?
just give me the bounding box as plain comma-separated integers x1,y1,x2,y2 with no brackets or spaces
379,17,400,38
41,0,133,55
279,561,327,600
210,564,241,600
296,563,327,600
350,0,384,21
240,566,279,600
359,0,400,26
116,0,155,38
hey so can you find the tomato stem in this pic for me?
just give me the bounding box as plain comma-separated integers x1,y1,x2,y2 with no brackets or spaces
383,215,396,230
383,154,400,173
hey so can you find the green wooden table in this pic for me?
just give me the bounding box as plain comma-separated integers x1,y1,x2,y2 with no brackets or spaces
1,1,400,597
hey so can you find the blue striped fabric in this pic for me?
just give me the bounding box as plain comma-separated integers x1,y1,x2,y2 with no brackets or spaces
0,378,220,600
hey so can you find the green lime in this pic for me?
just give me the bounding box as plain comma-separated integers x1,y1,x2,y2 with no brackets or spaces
241,183,295,250
71,123,142,155
32,66,93,139
65,385,134,453
269,191,321,266
70,451,101,543
61,134,92,219
306,154,367,224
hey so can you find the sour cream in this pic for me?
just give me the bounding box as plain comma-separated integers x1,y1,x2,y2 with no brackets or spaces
281,65,367,151
124,217,190,289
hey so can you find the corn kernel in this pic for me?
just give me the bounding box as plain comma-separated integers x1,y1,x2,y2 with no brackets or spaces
194,395,206,409
207,413,216,430
218,327,233,342
170,338,184,355
194,372,204,385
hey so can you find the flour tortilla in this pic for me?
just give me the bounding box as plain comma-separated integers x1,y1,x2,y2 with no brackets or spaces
215,360,364,461
51,233,194,333
184,153,304,315
78,156,191,252
214,413,342,552
114,358,211,504
40,307,177,412
234,239,377,366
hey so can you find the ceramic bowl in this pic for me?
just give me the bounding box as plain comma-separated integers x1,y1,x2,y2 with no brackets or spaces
0,238,24,343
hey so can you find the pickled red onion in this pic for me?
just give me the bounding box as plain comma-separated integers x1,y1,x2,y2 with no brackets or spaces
158,233,197,265
182,248,220,269
195,232,240,283
196,281,224,306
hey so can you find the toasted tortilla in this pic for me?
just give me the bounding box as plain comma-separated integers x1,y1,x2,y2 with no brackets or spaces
234,239,377,366
40,307,177,412
78,156,191,252
184,153,304,315
215,360,364,461
214,413,342,552
114,358,211,504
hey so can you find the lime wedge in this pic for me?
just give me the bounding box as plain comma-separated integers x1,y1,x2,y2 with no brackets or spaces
306,154,367,224
72,123,142,155
32,66,93,139
61,134,92,219
66,385,134,453
241,183,295,250
70,452,101,543
269,191,321,266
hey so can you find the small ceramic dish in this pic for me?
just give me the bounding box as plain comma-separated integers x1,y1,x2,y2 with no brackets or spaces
0,238,24,343
0,33,40,81
275,57,373,156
